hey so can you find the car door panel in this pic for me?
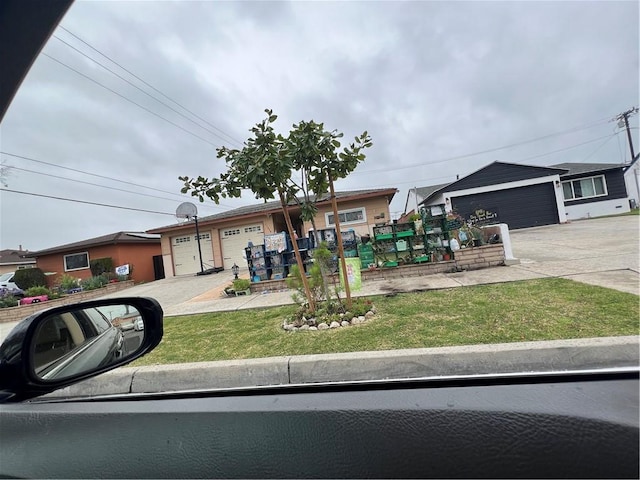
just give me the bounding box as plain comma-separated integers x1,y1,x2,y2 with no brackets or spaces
0,373,637,479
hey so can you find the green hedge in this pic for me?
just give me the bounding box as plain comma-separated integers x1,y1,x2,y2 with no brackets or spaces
13,268,47,290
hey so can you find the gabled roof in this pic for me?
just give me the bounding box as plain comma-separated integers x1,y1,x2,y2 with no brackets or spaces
28,232,161,257
0,249,36,266
415,183,453,200
551,162,625,178
624,153,640,172
148,188,398,234
418,161,567,205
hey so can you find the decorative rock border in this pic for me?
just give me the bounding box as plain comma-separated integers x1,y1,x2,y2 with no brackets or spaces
282,305,377,332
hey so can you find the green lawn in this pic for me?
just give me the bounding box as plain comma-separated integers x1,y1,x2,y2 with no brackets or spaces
133,278,639,366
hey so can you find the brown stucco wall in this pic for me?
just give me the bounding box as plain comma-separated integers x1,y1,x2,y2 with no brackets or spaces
302,197,391,237
35,243,161,287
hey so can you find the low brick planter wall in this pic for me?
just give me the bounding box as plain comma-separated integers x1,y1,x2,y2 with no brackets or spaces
249,244,506,294
454,244,505,270
0,281,135,324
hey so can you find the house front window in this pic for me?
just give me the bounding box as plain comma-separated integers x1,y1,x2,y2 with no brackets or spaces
64,252,89,271
562,175,607,201
325,207,366,227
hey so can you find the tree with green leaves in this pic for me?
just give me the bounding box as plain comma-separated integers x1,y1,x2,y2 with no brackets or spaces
180,110,372,313
283,120,372,308
179,109,316,311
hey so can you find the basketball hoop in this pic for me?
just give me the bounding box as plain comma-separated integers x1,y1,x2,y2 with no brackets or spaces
175,202,198,222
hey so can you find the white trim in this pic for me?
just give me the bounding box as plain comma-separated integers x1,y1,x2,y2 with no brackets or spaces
325,207,367,227
564,198,630,220
624,163,640,205
63,251,90,272
561,174,608,202
423,175,567,223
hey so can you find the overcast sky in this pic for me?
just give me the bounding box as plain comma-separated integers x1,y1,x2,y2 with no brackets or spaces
1,0,638,252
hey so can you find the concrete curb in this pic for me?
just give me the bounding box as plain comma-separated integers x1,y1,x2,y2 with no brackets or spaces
45,336,639,398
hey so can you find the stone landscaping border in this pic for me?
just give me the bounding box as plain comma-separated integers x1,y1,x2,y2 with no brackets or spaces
283,306,377,331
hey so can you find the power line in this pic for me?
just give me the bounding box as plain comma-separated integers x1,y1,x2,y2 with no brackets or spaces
516,133,617,162
52,34,244,148
0,188,176,216
0,151,232,210
5,164,195,204
361,133,618,191
352,117,613,177
42,52,223,149
581,133,617,163
57,25,243,147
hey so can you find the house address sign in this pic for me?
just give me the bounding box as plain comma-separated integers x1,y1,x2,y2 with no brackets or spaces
467,208,499,226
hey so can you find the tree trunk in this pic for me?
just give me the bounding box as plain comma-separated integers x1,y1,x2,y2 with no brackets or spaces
303,199,333,305
278,189,316,312
328,173,352,309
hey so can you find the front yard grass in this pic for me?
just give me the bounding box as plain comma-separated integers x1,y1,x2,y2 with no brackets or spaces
133,278,639,366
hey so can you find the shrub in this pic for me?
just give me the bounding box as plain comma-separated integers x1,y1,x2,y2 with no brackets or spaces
0,295,19,308
24,286,51,297
81,275,109,291
13,268,47,290
90,257,114,277
232,278,251,291
59,274,80,291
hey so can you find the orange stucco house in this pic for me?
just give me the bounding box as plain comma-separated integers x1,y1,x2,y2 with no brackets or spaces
28,232,163,287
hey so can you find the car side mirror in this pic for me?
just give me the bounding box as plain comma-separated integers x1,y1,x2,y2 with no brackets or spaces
0,297,163,402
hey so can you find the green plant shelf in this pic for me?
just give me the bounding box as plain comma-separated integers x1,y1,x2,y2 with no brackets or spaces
375,233,394,240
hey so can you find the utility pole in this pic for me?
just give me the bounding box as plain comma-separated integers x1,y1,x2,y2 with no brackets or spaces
616,106,638,161
616,106,639,209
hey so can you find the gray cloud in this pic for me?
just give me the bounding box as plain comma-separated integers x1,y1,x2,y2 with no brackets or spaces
1,0,637,250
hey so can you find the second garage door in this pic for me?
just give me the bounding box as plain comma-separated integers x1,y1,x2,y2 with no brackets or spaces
220,224,264,270
451,183,560,229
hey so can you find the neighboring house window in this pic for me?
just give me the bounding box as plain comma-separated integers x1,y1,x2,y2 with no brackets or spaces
196,233,211,240
223,229,241,237
562,175,607,201
244,226,262,233
174,236,191,244
64,252,89,271
325,207,367,227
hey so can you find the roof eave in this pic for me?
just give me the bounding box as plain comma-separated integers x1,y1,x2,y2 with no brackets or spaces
148,189,398,234
29,238,160,257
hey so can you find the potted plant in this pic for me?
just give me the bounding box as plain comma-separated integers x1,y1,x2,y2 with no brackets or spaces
232,278,251,296
470,226,484,247
408,213,423,235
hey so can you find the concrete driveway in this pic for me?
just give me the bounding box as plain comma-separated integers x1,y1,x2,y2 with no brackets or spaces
509,215,639,295
98,271,237,312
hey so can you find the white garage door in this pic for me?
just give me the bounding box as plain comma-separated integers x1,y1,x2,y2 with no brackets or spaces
171,232,214,276
220,224,264,270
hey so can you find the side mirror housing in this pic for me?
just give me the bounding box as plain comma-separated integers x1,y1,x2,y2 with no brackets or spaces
0,297,163,402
